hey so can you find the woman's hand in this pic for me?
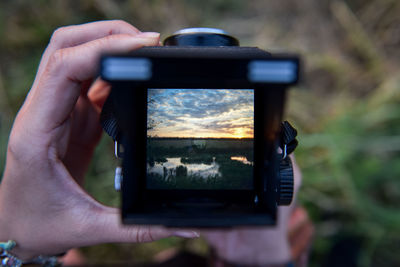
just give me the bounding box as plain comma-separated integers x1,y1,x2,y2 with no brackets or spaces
0,20,197,261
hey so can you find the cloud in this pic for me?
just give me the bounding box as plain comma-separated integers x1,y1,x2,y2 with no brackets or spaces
147,89,254,138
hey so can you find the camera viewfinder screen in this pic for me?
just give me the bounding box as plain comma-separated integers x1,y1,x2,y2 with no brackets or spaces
146,89,254,190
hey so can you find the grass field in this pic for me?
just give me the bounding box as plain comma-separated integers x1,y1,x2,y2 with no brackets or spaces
146,138,253,190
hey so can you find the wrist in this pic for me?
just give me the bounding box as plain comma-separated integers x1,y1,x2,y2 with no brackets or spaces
0,179,41,261
0,220,29,261
0,244,60,267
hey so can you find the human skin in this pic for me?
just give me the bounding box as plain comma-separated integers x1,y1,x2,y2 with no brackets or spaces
204,155,304,266
0,20,198,261
0,20,311,265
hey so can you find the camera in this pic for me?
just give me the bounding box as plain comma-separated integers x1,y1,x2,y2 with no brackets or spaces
100,28,299,227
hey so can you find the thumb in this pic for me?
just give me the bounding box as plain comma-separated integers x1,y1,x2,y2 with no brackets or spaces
86,206,199,244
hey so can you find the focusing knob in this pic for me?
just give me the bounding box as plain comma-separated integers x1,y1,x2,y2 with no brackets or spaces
163,27,239,47
277,157,294,205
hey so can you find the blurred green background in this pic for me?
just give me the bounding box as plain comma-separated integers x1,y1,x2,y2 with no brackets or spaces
0,0,399,266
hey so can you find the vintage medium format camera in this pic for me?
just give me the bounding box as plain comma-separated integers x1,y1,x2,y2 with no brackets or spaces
100,28,300,227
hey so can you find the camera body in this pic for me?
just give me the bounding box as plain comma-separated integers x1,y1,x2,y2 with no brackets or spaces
100,28,299,227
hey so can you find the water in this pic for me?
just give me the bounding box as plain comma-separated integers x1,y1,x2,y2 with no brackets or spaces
230,156,253,165
147,157,221,179
147,156,254,180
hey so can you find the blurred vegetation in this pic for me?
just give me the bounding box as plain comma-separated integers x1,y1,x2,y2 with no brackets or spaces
0,0,400,266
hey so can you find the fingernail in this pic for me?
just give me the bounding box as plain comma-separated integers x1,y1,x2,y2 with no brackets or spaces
173,230,200,238
136,32,160,38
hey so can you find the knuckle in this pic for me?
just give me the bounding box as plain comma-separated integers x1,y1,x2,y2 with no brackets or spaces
147,226,155,241
112,20,133,30
47,49,67,69
50,26,69,45
7,133,37,164
7,131,23,158
104,33,125,41
135,226,142,242
104,34,123,44
136,227,148,242
106,20,139,35
136,226,155,242
125,225,151,243
7,126,39,163
7,117,27,158
91,34,122,50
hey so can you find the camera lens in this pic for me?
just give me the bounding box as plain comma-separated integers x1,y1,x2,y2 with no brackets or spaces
163,27,239,47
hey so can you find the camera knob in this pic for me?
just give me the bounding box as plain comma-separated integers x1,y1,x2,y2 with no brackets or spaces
277,157,294,206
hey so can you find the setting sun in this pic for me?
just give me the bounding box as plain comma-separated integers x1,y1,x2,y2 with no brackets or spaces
234,127,251,139
147,89,254,139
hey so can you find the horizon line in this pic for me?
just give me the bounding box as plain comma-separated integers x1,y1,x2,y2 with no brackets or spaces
147,137,254,140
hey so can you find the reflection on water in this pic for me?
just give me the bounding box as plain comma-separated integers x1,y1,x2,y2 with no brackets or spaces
147,157,221,179
230,156,253,165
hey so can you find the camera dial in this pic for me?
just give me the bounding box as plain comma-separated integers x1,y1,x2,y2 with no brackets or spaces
163,27,239,47
277,157,294,205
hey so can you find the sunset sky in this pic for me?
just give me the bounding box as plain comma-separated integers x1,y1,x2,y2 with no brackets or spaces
147,89,254,138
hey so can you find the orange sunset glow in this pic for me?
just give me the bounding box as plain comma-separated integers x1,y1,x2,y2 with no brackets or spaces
147,89,254,139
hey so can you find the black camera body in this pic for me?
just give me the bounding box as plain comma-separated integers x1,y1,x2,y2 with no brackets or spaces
100,28,299,227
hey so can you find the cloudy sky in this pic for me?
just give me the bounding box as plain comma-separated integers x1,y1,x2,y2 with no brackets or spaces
147,89,254,138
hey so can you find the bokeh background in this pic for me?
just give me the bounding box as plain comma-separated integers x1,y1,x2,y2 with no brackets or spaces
0,0,399,266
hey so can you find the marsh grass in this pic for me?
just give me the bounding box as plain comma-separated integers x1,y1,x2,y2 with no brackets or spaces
147,141,253,189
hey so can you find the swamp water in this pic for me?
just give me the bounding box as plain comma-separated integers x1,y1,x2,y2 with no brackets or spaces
147,156,253,180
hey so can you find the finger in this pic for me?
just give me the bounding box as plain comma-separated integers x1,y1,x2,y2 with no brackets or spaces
60,249,86,266
289,219,314,260
86,33,157,112
86,207,199,244
62,96,103,185
32,20,141,88
88,79,112,111
49,20,140,49
25,21,142,110
288,207,309,238
27,33,160,133
290,154,302,195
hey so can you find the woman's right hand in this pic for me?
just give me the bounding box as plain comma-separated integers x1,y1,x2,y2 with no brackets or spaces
0,20,198,261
